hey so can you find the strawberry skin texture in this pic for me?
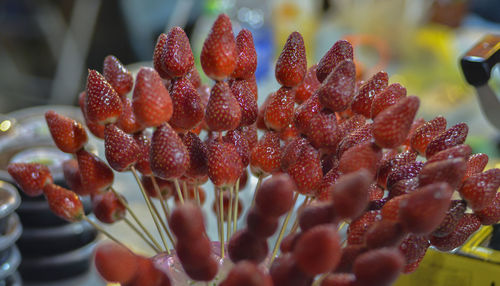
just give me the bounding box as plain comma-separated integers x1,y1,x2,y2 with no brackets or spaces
76,149,114,194
275,31,307,87
205,81,242,131
418,158,466,189
386,161,424,190
459,168,500,211
43,183,84,222
78,91,105,139
45,110,88,153
264,86,295,131
294,93,322,134
161,26,194,78
317,59,356,112
231,29,257,80
92,191,126,224
376,150,417,189
117,97,144,134
230,79,258,127
425,122,469,158
102,55,133,97
464,153,489,180
224,129,250,167
104,124,141,172
474,192,500,225
169,77,205,132
207,139,243,188
295,65,321,104
153,33,170,79
372,96,420,149
353,247,405,286
426,144,472,164
331,169,372,220
399,234,430,264
201,14,236,81
62,159,89,196
432,200,467,237
304,111,340,152
150,123,190,180
338,142,382,176
409,115,447,155
347,210,381,245
351,71,389,118
85,69,123,125
250,131,281,176
133,131,152,176
321,274,357,286
370,83,407,119
430,214,481,251
316,40,353,83
182,132,208,180
286,143,323,195
7,163,53,197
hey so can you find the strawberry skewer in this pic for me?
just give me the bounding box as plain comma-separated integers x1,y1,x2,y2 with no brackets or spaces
269,192,299,266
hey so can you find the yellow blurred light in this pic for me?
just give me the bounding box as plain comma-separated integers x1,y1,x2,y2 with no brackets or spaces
0,120,11,132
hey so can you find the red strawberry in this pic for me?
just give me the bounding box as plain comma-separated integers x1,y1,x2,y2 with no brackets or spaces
62,159,88,196
275,32,307,87
335,244,367,273
256,93,272,130
298,202,337,231
255,173,296,218
386,161,424,190
126,256,168,286
337,122,373,158
133,131,152,176
141,175,173,199
350,71,389,117
43,183,84,222
280,137,309,172
459,168,500,211
117,97,144,134
186,67,201,89
372,96,420,148
153,33,170,79
403,257,423,274
317,59,356,112
432,200,466,237
321,274,357,286
474,192,500,225
102,55,133,97
104,124,141,172
45,110,88,153
132,67,173,127
389,178,419,198
207,139,243,187
338,142,382,176
205,81,242,131
230,79,258,126
279,124,299,142
364,220,406,249
347,210,381,245
94,242,138,284
246,75,258,99
220,261,272,286
293,93,321,134
76,149,114,193
425,123,469,158
286,143,323,195
181,132,208,180
399,234,430,264
338,114,366,138
7,163,53,197
85,70,123,125
169,77,204,132
79,92,106,139
160,26,194,78
228,229,269,264
430,214,481,251
238,125,258,150
304,111,340,152
92,191,126,224
250,131,281,176
231,29,257,79
427,144,472,163
315,165,341,201
224,129,250,167
370,83,407,119
316,40,353,83
353,247,405,286
403,117,426,147
376,150,418,188
464,153,489,180
295,65,321,104
399,182,453,234
264,87,295,131
331,169,372,219
418,158,466,189
410,116,447,155
150,123,190,180
201,14,236,80
321,153,339,176
368,183,384,200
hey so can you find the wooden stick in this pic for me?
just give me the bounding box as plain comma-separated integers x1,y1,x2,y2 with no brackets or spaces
182,181,189,202
148,195,176,248
250,174,263,207
213,187,222,244
194,182,201,205
83,215,127,249
173,178,185,204
232,178,240,233
151,176,171,219
124,217,161,253
226,185,234,239
219,187,225,258
289,196,312,235
269,192,299,266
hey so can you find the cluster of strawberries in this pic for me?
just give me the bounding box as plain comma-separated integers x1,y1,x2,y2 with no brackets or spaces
5,12,500,286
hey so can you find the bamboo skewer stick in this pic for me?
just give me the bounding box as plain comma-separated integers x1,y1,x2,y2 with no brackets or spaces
124,217,161,253
269,192,299,266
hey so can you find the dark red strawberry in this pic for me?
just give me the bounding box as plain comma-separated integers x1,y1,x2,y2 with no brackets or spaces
76,149,114,193
92,191,126,224
43,183,84,222
286,143,323,195
250,131,281,176
117,97,144,134
133,131,152,176
103,55,133,97
246,208,279,238
403,117,426,147
386,161,424,190
338,114,366,138
368,183,384,200
153,33,170,79
388,178,419,198
132,67,173,127
231,29,257,80
228,230,268,263
403,256,423,274
181,132,208,180
316,40,353,83
350,71,389,117
474,192,500,225
338,142,382,176
298,202,337,231
432,200,466,237
317,59,356,112
150,123,190,180
315,165,341,201
459,168,500,211
376,150,418,188
321,273,357,286
275,31,307,87
280,137,309,172
353,247,405,286
141,175,173,199
279,124,299,142
409,116,447,155
347,210,381,245
304,111,340,152
464,153,489,180
104,124,141,172
321,153,339,176
370,83,407,119
372,96,420,148
161,26,194,78
7,163,53,197
205,81,241,131
398,234,430,264
256,93,272,130
224,129,250,167
201,14,236,80
331,169,372,219
207,139,243,187
186,67,201,89
79,92,106,139
337,122,373,158
220,261,272,286
427,144,472,164
430,214,481,251
45,110,88,153
238,124,258,150
295,65,321,104
62,159,88,196
425,123,469,158
94,242,139,284
418,158,466,189
85,69,123,125
381,195,409,221
230,79,258,126
169,77,204,132
293,93,321,134
264,86,295,131
364,220,406,249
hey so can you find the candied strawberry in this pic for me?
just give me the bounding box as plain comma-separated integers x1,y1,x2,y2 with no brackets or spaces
92,191,126,224
45,110,88,153
102,55,133,97
403,256,423,274
76,149,114,193
403,117,426,147
275,32,307,87
220,261,272,286
207,139,243,187
279,124,299,142
317,60,356,112
280,137,309,172
474,192,500,225
368,183,384,200
364,220,406,249
153,33,170,79
117,97,144,134
295,65,321,104
104,124,140,172
381,194,409,221
372,96,420,148
335,244,367,273
389,178,419,198
8,163,53,197
425,123,469,158
231,29,257,79
246,208,279,238
337,122,373,158
230,79,258,126
264,86,295,131
228,229,269,263
205,81,241,131
150,123,190,180
316,40,353,83
141,175,173,199
315,165,341,201
459,168,500,211
256,93,271,130
399,182,453,234
409,116,447,155
85,70,123,125
432,200,466,237
386,161,424,190
126,257,167,286
350,71,389,117
321,273,357,286
255,173,296,218
304,111,340,152
331,169,372,219
418,158,466,189
79,92,106,139
427,144,472,164
186,67,201,89
298,202,337,231
94,242,138,284
250,131,281,176
168,77,204,132
430,214,481,251
181,132,208,179
201,14,236,80
238,125,258,150
133,131,152,176
338,142,382,176
132,67,173,127
245,75,258,100
370,83,407,119
399,234,430,264
160,26,194,78
293,93,322,134
376,150,417,188
353,247,405,286
43,183,84,222
62,159,88,196
286,143,323,195
464,153,489,180
347,210,381,245
224,129,250,167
